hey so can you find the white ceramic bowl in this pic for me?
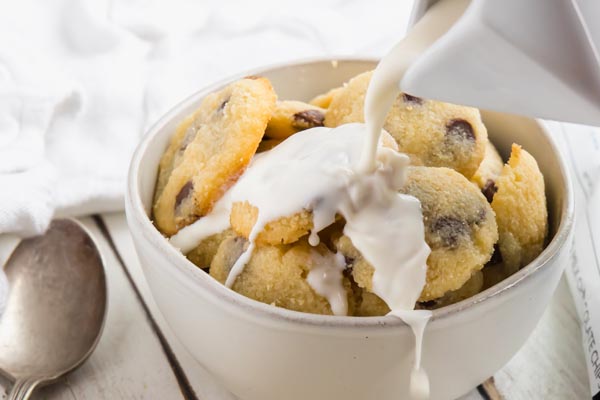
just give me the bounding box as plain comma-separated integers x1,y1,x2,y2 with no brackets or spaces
126,59,574,400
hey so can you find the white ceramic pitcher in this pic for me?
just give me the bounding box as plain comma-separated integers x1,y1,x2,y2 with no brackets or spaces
405,0,600,126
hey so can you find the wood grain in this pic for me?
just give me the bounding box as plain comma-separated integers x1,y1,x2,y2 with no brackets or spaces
492,279,589,399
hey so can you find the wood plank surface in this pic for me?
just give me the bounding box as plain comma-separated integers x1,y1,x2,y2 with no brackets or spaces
493,279,589,399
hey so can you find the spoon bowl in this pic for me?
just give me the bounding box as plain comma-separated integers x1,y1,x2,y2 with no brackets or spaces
0,219,107,399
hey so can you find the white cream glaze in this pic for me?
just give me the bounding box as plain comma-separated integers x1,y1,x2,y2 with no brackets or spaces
392,309,432,400
170,190,232,253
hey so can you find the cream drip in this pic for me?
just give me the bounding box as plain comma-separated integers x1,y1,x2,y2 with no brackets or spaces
392,310,432,400
170,190,232,254
306,251,347,316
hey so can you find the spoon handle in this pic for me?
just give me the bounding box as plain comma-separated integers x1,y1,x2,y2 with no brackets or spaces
8,378,40,400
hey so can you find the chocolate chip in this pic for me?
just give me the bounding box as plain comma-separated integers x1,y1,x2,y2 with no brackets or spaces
418,300,437,309
446,119,475,141
343,255,355,267
292,109,325,130
402,93,423,105
175,180,193,210
474,208,487,224
342,266,354,279
432,216,470,248
218,98,229,113
482,179,498,203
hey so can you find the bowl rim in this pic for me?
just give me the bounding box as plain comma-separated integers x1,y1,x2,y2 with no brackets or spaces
126,56,574,331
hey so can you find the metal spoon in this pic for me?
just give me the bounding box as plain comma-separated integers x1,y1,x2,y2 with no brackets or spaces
0,219,107,399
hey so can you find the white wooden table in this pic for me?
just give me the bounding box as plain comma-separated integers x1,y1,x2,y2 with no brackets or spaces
0,213,590,400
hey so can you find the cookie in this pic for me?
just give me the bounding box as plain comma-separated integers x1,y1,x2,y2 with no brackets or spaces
353,287,391,316
325,71,487,177
336,167,497,302
257,138,283,153
351,270,483,314
471,141,504,202
153,77,277,235
341,236,484,312
154,112,199,203
491,144,547,273
230,202,314,245
265,101,325,140
482,260,510,290
210,236,353,315
186,229,234,269
309,87,343,109
334,235,373,294
418,271,483,310
402,167,498,300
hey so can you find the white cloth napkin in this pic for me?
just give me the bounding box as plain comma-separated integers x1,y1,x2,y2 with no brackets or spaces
0,0,414,237
0,0,414,315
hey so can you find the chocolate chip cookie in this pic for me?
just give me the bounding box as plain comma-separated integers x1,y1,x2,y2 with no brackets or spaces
186,229,235,269
309,87,343,109
265,100,325,140
491,144,547,273
471,141,504,202
325,71,487,178
230,202,314,245
153,77,277,235
210,236,354,315
402,167,498,300
418,271,483,310
337,167,497,302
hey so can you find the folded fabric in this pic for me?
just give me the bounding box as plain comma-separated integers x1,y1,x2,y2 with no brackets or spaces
0,0,415,312
0,0,414,238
